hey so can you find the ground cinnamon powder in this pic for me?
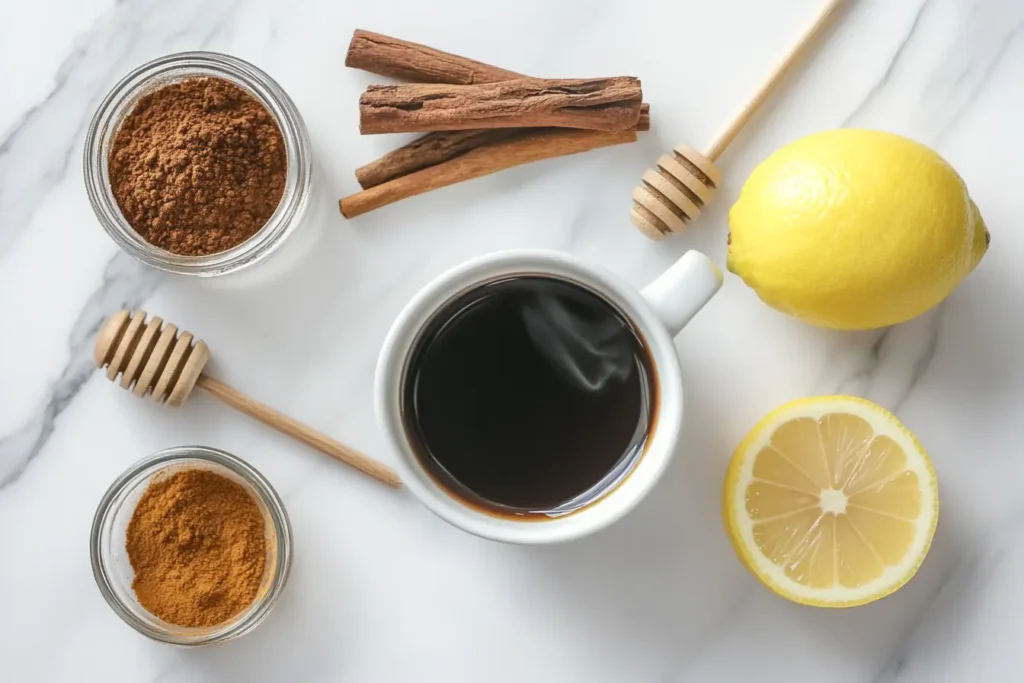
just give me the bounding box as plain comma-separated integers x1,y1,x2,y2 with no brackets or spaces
126,468,267,627
109,77,287,256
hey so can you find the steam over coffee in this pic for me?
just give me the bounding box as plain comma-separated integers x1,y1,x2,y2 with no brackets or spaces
402,276,656,516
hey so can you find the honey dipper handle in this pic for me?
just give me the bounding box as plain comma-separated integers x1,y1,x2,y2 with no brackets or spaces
703,0,846,161
196,375,402,489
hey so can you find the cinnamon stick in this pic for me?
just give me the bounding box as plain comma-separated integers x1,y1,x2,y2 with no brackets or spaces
354,129,518,189
359,78,642,135
355,104,649,189
346,29,521,84
340,127,637,218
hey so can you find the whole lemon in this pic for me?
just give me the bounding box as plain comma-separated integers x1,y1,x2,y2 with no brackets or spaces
727,129,988,329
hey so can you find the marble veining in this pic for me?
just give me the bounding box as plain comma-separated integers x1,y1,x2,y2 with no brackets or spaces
1,0,1022,680
0,253,162,489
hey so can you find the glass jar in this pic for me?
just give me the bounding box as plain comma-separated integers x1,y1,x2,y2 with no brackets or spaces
84,51,314,279
90,446,293,646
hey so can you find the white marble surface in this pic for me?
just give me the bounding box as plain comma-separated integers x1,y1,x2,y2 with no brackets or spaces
1,0,1022,680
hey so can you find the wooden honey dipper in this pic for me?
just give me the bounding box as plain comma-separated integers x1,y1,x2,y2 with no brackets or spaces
631,0,846,239
94,309,402,489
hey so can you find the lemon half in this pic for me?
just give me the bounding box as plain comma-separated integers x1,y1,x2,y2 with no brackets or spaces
723,396,938,607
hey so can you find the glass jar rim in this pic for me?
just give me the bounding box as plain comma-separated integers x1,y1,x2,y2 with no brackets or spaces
83,51,312,277
90,445,293,646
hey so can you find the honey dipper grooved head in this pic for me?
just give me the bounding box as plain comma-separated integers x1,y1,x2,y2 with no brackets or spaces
630,145,722,240
94,310,210,406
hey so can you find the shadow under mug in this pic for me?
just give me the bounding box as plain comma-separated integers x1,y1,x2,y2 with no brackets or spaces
375,250,722,544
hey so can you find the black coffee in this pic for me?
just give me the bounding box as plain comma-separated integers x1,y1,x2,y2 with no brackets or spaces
402,276,656,515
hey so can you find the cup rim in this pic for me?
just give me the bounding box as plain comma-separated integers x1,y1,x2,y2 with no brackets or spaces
90,445,293,645
375,249,685,544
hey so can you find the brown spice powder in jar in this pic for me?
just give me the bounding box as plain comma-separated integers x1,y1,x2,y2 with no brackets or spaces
108,77,287,256
126,468,267,628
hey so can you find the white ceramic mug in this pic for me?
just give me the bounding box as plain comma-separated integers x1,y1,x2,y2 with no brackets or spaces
375,250,722,543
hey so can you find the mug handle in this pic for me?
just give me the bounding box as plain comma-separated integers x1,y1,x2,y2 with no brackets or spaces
641,251,723,337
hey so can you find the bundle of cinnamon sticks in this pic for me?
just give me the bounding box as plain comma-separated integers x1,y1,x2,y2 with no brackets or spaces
339,30,649,219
